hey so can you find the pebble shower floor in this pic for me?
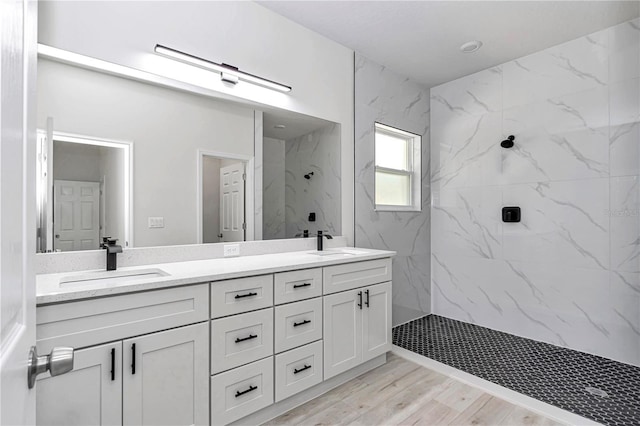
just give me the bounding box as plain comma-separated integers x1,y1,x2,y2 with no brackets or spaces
392,315,640,426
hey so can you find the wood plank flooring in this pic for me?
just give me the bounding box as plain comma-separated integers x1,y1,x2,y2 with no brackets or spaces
266,353,561,426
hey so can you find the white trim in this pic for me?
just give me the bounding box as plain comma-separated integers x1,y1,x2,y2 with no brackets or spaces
391,345,599,426
196,149,254,244
37,130,134,249
373,122,422,212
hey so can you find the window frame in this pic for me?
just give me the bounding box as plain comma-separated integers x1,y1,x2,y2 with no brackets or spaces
373,122,422,212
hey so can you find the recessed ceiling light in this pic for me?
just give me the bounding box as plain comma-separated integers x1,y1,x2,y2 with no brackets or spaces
460,40,483,53
274,124,286,129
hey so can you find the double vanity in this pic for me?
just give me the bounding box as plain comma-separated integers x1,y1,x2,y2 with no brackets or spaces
35,248,394,425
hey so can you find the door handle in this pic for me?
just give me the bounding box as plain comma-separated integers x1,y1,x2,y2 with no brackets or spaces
110,347,115,381
218,233,223,239
131,343,136,375
357,291,363,310
365,289,370,308
28,346,74,389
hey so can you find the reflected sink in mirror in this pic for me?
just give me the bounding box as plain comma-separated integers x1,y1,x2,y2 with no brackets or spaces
59,268,170,287
308,249,369,257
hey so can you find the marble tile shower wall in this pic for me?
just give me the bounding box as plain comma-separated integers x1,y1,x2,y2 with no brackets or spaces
263,137,286,240
284,123,341,238
354,54,431,326
430,19,640,366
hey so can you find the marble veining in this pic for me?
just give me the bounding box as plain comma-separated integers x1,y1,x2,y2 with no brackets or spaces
355,53,431,326
431,18,640,367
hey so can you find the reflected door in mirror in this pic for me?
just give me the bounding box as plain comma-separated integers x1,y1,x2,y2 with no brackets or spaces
53,180,100,251
220,163,245,242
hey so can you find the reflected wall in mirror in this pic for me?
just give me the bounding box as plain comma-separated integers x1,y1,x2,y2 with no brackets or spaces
262,113,341,239
36,54,341,252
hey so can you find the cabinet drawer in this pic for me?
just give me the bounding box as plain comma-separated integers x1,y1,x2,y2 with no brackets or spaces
274,298,322,354
274,268,322,305
211,308,274,374
275,340,323,402
211,357,274,426
36,284,209,353
323,258,392,294
210,275,273,319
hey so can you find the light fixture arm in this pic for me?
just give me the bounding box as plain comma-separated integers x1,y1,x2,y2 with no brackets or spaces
154,44,292,92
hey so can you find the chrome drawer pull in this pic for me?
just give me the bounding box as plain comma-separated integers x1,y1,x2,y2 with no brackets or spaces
235,334,258,343
293,283,311,289
235,292,258,299
235,385,258,397
293,319,311,327
294,364,311,374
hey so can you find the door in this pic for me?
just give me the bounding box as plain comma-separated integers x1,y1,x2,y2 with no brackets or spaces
36,342,122,426
53,180,100,251
123,323,209,426
362,282,392,362
219,162,245,242
0,0,37,424
323,289,363,379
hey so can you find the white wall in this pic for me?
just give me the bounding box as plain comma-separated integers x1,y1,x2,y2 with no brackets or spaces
202,156,221,244
430,18,640,366
98,145,125,244
38,0,355,244
38,58,255,247
52,141,101,182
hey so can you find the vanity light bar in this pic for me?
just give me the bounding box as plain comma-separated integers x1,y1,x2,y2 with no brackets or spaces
154,44,292,93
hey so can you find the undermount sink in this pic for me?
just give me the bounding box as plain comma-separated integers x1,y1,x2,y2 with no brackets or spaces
59,268,170,287
308,249,368,257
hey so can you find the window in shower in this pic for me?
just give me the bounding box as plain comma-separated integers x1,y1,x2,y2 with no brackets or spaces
374,123,421,211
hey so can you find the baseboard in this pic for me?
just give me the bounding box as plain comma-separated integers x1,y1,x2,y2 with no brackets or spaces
230,354,387,425
391,345,599,426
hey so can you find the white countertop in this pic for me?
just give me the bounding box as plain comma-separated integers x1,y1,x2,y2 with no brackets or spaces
36,248,395,305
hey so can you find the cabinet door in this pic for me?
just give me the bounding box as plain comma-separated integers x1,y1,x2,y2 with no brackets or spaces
323,289,362,379
362,281,392,362
123,322,209,426
36,342,122,426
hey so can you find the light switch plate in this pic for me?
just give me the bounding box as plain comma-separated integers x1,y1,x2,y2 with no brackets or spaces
223,244,240,257
148,217,164,228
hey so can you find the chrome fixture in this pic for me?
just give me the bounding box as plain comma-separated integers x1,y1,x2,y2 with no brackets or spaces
154,44,292,93
28,346,74,388
101,237,123,271
501,135,515,148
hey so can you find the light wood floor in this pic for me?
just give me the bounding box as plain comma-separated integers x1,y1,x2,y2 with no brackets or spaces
266,353,561,426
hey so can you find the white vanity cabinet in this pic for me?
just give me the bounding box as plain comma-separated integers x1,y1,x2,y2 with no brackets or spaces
36,253,394,426
323,261,392,380
35,285,210,426
36,342,122,426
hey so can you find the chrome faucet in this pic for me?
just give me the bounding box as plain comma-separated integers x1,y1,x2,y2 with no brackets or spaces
316,230,333,251
101,237,123,271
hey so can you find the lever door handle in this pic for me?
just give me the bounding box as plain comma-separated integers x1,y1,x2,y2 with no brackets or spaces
28,346,74,389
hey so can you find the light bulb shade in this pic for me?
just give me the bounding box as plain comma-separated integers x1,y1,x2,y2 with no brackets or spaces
154,44,292,92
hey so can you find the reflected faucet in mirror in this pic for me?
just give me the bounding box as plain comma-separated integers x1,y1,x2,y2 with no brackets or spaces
101,237,122,271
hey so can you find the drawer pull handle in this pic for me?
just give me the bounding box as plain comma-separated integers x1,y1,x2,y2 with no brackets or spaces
235,334,258,343
131,343,136,375
235,292,258,299
293,283,311,289
293,319,311,327
294,364,312,374
235,385,258,397
110,347,115,381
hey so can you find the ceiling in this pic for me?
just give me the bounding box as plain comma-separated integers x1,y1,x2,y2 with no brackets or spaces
259,1,640,88
263,108,334,140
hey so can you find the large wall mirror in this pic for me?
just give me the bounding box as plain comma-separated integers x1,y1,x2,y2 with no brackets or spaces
36,56,341,253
